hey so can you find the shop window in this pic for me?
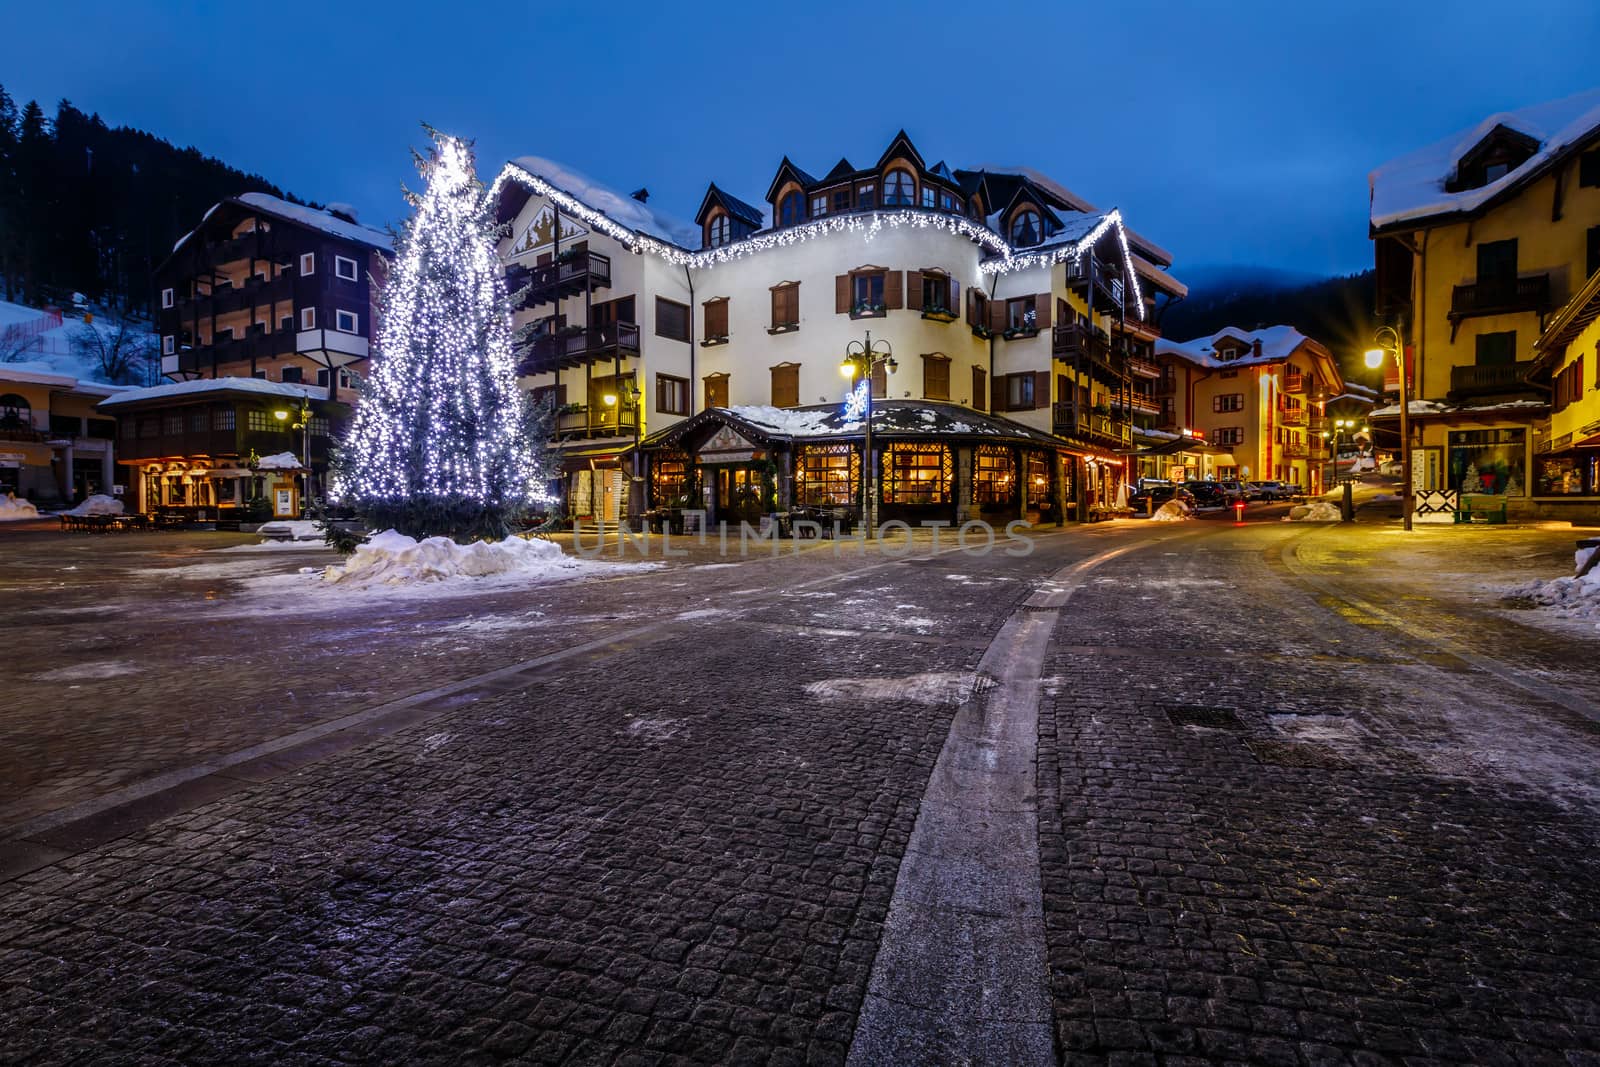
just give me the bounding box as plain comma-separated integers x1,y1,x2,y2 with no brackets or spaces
188,410,208,433
1025,453,1050,508
163,413,183,436
656,373,689,415
882,443,951,504
1449,427,1526,496
973,445,1016,506
796,443,859,506
214,409,235,431
1537,455,1596,496
650,451,692,506
247,409,275,432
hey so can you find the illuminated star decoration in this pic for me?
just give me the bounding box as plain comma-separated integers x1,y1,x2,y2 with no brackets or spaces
842,380,871,422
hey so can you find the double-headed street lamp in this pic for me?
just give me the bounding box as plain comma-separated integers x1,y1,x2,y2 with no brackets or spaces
839,332,895,533
1365,325,1412,531
273,399,312,514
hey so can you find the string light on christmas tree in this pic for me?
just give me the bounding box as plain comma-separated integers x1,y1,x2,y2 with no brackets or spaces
338,130,546,541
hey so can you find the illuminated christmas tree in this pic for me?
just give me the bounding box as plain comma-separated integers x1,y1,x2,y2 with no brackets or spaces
338,130,546,542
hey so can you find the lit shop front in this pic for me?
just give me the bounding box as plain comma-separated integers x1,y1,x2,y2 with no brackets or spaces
638,399,1080,527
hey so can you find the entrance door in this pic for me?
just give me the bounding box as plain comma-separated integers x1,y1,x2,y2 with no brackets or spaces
715,467,764,525
600,469,623,526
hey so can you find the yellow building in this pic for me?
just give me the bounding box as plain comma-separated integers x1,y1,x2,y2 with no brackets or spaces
0,365,123,507
1154,326,1344,491
1529,268,1600,512
1368,88,1600,518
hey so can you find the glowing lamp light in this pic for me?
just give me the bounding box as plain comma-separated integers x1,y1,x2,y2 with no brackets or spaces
839,359,857,379
603,394,618,407
1364,348,1386,368
273,409,289,422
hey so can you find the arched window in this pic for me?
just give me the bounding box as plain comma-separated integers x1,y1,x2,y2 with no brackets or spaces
884,170,914,206
0,394,30,430
1010,209,1042,247
707,214,731,247
779,191,805,227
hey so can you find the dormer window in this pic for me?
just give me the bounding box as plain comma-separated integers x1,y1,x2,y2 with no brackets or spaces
1484,162,1510,183
1010,210,1042,247
857,182,877,210
884,170,914,206
708,214,731,247
779,191,805,227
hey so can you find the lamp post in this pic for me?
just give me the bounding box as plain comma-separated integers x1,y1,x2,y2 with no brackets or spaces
273,399,312,515
1366,326,1411,530
840,332,895,534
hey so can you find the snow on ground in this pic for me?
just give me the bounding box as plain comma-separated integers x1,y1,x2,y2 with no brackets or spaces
804,672,976,706
320,530,659,590
32,660,141,682
0,493,40,521
58,494,124,517
214,540,335,554
255,452,303,471
1288,501,1344,522
257,519,322,541
0,299,155,385
1148,500,1191,522
1503,570,1600,627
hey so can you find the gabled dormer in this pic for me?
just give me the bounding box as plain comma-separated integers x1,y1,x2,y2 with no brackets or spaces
695,183,763,249
765,156,818,229
1446,124,1541,192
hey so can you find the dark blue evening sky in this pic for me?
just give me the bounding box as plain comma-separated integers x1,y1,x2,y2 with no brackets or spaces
3,0,1596,277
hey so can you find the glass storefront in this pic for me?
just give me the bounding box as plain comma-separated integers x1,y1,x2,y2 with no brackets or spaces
882,443,951,505
650,451,692,506
1025,453,1050,509
973,445,1015,508
1536,453,1599,496
796,444,858,506
1448,428,1526,496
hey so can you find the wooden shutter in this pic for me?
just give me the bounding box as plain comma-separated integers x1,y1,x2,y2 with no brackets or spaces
703,298,728,339
1035,294,1052,330
885,270,903,310
771,364,799,407
770,286,782,327
972,366,986,411
1033,370,1050,409
923,355,949,400
988,299,1007,334
906,272,923,311
966,289,978,326
870,363,887,398
835,274,850,314
785,284,799,325
949,278,959,315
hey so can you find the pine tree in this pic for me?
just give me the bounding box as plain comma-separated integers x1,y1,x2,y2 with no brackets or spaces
337,131,546,543
0,84,18,302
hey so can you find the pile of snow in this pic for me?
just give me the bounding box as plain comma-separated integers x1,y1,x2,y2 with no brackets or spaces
60,494,124,517
0,493,40,521
323,529,586,585
1505,571,1600,625
1289,501,1343,522
257,519,322,541
1148,500,1192,522
255,452,303,471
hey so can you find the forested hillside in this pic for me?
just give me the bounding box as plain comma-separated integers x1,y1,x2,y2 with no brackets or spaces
0,86,305,316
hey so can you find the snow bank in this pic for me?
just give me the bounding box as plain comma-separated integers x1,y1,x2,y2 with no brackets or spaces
323,529,585,585
1289,501,1343,522
1505,571,1600,625
0,493,39,521
257,519,322,541
255,452,302,471
1148,500,1191,522
60,494,124,517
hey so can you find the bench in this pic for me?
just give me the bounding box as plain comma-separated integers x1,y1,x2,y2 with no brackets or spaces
1455,495,1508,524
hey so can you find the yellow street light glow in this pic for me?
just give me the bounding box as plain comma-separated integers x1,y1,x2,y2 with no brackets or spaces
839,359,857,378
273,409,289,421
603,394,617,406
1364,348,1386,368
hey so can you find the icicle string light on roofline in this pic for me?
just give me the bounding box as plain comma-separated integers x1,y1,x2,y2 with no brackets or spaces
486,164,1145,319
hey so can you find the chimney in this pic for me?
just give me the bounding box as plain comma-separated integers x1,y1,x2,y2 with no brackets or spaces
1252,338,1263,358
630,187,650,204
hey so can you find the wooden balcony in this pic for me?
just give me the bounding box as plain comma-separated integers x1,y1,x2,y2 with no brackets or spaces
508,250,612,310
1448,274,1551,326
1114,394,1161,417
1053,324,1127,383
178,274,293,319
1064,260,1128,316
1126,355,1161,379
1284,442,1309,459
1307,414,1328,433
1283,371,1305,393
1052,404,1132,449
1448,360,1536,398
174,329,301,374
1278,408,1306,427
519,321,641,374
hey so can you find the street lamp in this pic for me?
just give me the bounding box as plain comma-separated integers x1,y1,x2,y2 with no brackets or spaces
273,400,313,515
840,332,895,534
1365,325,1411,530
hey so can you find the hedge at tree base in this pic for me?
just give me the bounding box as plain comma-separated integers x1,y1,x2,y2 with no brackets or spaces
354,496,526,545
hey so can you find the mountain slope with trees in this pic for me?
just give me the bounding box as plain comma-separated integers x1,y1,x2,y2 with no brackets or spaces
0,85,307,316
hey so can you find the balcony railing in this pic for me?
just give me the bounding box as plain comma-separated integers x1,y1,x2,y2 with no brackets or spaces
519,321,641,374
1064,260,1127,315
1448,360,1536,398
1448,274,1551,323
175,329,301,374
1308,415,1328,433
1113,394,1161,416
1126,355,1161,379
1052,404,1132,449
1283,371,1305,393
1278,408,1306,426
1284,442,1309,459
178,274,294,319
508,250,613,309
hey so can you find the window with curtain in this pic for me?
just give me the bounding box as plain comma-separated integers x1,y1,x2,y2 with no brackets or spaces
884,170,914,206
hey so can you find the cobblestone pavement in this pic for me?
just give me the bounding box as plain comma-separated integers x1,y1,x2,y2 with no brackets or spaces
3,515,1600,1064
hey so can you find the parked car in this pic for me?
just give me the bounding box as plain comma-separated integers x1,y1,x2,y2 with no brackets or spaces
1214,479,1246,504
1128,484,1196,513
1245,480,1290,501
1281,483,1306,498
1185,481,1229,509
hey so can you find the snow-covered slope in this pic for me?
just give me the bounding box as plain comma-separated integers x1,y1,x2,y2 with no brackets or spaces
0,300,159,386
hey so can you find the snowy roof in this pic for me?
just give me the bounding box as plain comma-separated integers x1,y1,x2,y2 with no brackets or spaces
172,193,393,255
1369,397,1547,419
1131,253,1188,298
0,362,129,396
647,400,1063,449
235,193,393,250
1157,325,1314,369
1370,88,1600,230
96,376,327,409
971,165,1098,213
506,156,699,249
